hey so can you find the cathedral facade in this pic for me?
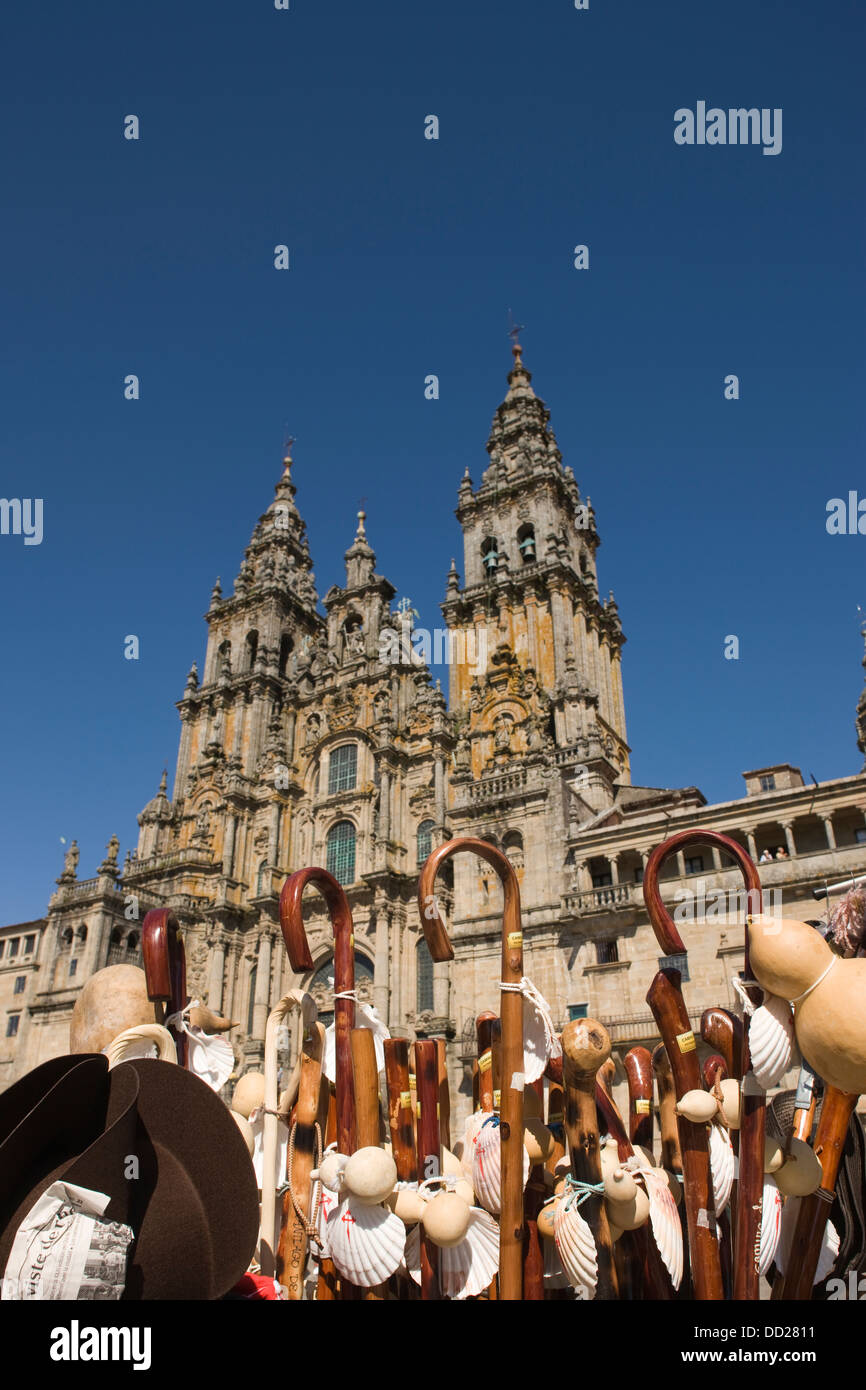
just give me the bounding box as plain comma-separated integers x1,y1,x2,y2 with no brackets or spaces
4,344,866,1123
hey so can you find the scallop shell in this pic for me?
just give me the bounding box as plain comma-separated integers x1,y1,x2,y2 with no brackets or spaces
460,1110,487,1178
553,1198,598,1298
708,1123,735,1217
749,993,794,1090
775,1196,841,1285
757,1177,783,1278
542,1231,571,1289
644,1168,683,1291
403,1221,422,1287
440,1208,500,1300
104,1023,177,1067
327,1195,406,1287
471,1116,530,1215
314,1181,342,1260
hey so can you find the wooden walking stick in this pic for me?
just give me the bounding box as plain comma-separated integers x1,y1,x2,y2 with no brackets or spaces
273,999,327,1297
522,1077,546,1302
280,867,359,1298
351,1027,389,1301
419,838,525,1301
774,1085,859,1299
792,1061,819,1142
141,908,189,1066
414,1039,441,1300
476,1011,497,1114
280,867,357,1158
436,1039,451,1151
383,1038,419,1301
260,989,319,1279
648,971,724,1300
700,1007,743,1082
624,1047,654,1153
653,1041,691,1299
595,1076,673,1300
561,1018,619,1299
644,829,763,1300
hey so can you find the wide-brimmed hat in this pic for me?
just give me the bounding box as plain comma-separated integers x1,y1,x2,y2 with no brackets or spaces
0,1054,259,1300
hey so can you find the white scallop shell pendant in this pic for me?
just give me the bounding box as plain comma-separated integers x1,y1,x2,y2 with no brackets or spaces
708,1123,735,1217
757,1177,783,1278
459,1109,487,1179
553,1199,598,1298
471,1117,530,1215
440,1208,500,1300
327,1196,406,1287
749,993,794,1090
644,1168,683,1291
775,1195,841,1285
542,1231,571,1289
521,987,561,1085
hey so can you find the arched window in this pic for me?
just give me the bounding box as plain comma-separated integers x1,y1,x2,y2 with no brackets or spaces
310,955,373,1030
217,639,232,675
326,821,356,886
481,536,499,575
126,932,139,952
76,924,88,941
278,633,293,678
109,927,122,946
256,861,268,896
416,936,434,1014
503,831,524,873
517,522,536,564
246,964,258,1035
416,820,435,866
61,927,73,947
328,744,357,795
245,630,259,672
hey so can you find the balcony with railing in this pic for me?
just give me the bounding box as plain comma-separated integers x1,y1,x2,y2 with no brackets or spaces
467,769,527,803
562,882,635,916
600,1007,704,1047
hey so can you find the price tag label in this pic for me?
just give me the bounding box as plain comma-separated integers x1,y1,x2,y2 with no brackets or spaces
676,1030,696,1054
635,1099,651,1114
507,932,523,949
399,1090,411,1109
478,1051,492,1073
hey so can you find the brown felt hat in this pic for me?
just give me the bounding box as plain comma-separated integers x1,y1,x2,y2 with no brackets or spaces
0,1054,259,1300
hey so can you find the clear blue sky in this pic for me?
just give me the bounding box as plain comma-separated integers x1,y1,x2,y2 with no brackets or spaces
1,0,864,924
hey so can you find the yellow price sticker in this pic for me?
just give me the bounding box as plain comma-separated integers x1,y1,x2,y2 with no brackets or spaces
478,1051,492,1073
493,1090,501,1109
399,1090,411,1109
635,1099,651,1114
507,932,523,949
676,1030,696,1054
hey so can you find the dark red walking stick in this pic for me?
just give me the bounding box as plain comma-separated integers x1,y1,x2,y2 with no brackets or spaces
141,908,189,1067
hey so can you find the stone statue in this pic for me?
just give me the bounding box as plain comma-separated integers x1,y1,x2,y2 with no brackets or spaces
494,714,512,753
104,834,119,868
61,840,79,881
454,735,471,773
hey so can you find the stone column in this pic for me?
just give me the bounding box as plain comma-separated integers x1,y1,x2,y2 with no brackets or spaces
378,769,391,844
822,816,837,850
390,914,403,1033
174,716,194,798
782,821,797,858
269,803,281,864
222,934,240,1022
549,586,568,684
525,590,540,670
609,856,620,886
207,931,226,1012
711,847,722,872
744,828,758,861
434,757,446,829
222,816,237,878
676,851,686,879
285,710,296,766
433,959,450,1020
374,911,390,1023
252,931,273,1039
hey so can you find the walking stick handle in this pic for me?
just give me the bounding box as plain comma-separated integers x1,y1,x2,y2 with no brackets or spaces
141,908,188,1066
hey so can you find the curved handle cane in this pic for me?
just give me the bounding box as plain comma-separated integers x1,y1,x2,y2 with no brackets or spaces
418,837,524,1301
259,989,319,1280
141,909,189,1067
644,829,764,1301
280,868,357,1158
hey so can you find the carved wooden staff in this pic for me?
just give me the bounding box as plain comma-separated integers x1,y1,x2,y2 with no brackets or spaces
644,829,763,1301
624,1047,654,1153
648,970,724,1301
522,1079,546,1301
280,867,358,1298
561,1018,619,1299
141,908,189,1066
419,838,525,1300
383,1038,419,1301
476,1011,498,1115
700,1006,742,1248
352,1027,389,1301
260,989,319,1281
774,1085,859,1299
275,1007,327,1297
653,1041,691,1299
280,867,357,1158
414,1039,441,1300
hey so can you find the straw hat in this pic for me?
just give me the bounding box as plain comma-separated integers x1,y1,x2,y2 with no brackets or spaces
0,1054,258,1300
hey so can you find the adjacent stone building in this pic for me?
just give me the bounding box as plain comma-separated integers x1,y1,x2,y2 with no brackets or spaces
5,343,866,1128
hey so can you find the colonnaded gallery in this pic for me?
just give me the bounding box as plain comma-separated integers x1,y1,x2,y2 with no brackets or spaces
3,344,866,1121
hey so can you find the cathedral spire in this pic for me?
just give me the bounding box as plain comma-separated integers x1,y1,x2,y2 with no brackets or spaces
344,510,376,589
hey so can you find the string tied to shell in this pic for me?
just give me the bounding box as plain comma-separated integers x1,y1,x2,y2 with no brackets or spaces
561,1174,605,1213
287,1118,325,1246
324,991,390,1082
498,975,562,1083
164,998,234,1092
731,975,795,1090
